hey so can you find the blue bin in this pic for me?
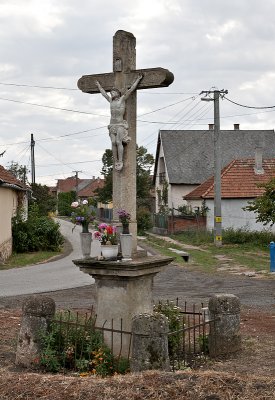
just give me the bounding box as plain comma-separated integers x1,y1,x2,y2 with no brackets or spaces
269,241,275,272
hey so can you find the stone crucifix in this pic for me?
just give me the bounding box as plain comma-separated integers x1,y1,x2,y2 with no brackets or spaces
78,30,174,251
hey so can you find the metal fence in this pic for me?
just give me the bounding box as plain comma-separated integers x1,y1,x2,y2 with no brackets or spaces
46,309,131,375
45,301,216,374
168,301,216,370
153,213,168,230
96,208,113,222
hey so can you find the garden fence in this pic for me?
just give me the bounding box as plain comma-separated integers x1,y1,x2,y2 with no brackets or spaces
47,300,217,374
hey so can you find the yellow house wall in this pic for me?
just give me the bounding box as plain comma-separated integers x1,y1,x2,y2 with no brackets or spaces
0,188,18,260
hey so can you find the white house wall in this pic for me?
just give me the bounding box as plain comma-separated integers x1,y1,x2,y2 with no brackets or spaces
205,198,275,232
155,142,167,213
170,185,199,210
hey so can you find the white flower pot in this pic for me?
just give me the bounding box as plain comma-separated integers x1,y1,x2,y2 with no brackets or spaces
79,232,92,258
90,239,102,259
101,244,119,260
120,233,133,260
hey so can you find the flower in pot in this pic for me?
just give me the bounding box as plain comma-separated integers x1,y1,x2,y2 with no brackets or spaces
94,223,118,260
71,199,96,233
117,209,131,234
96,223,118,245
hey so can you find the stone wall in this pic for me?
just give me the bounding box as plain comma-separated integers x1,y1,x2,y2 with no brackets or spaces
0,237,12,262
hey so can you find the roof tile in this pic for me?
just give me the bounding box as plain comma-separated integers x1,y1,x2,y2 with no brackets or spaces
184,159,275,199
0,165,26,189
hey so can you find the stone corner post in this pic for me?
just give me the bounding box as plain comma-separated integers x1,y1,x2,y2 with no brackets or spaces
130,313,170,372
16,295,56,368
208,293,241,357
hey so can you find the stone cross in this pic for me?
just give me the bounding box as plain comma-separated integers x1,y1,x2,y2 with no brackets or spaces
78,30,174,250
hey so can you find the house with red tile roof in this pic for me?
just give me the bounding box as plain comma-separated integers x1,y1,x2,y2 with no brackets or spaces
0,165,29,261
153,125,275,213
55,176,109,212
55,176,104,198
184,154,275,231
78,178,105,199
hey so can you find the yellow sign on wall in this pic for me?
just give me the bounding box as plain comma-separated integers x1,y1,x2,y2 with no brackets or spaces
215,217,222,223
216,236,222,241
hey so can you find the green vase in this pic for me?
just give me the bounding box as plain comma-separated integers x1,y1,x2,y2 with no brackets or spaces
82,221,89,233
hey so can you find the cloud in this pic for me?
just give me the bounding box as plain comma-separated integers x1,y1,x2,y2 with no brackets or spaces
1,0,275,185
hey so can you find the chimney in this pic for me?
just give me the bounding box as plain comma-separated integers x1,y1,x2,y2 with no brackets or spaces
208,124,214,130
254,147,264,175
234,123,240,130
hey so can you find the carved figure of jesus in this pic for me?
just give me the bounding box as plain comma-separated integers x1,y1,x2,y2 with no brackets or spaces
95,73,143,171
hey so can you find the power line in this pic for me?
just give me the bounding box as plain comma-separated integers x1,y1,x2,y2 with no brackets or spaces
36,142,75,172
224,96,275,109
0,81,198,95
138,96,196,117
0,96,109,116
0,94,198,120
0,82,78,91
141,96,201,148
37,159,102,167
0,126,107,147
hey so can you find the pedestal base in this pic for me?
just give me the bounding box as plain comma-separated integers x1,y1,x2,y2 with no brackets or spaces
73,255,173,356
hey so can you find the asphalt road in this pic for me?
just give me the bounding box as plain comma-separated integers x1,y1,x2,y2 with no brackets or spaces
0,220,274,313
0,219,93,297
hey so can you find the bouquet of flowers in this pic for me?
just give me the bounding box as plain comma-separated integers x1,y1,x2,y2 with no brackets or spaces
71,199,95,233
117,209,131,234
94,223,118,245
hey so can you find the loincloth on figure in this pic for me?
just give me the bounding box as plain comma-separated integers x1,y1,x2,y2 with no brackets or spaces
108,121,131,144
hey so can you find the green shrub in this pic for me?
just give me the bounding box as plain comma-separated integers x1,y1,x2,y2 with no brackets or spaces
137,207,153,233
39,311,129,377
12,212,63,253
58,191,77,216
198,334,209,354
223,227,275,247
173,227,275,248
154,300,184,356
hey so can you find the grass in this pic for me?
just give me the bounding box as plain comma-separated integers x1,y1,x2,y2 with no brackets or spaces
145,231,272,275
0,250,62,270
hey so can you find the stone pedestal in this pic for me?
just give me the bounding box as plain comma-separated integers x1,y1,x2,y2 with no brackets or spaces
16,295,55,368
208,294,241,357
73,255,173,356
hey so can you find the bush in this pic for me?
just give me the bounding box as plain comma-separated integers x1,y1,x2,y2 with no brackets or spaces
223,228,275,247
154,300,183,356
12,211,63,253
58,191,77,216
39,311,129,376
137,207,153,233
173,227,275,248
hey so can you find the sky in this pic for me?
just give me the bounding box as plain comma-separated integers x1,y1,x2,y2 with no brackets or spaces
1,0,275,186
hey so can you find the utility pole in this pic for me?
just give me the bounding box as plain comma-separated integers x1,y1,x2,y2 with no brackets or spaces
30,133,35,184
73,170,82,198
201,89,228,247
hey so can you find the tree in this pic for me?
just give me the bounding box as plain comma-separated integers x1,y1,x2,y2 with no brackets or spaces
95,149,113,204
29,183,57,216
136,146,154,207
58,191,77,216
95,146,154,207
244,177,275,225
6,161,29,184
